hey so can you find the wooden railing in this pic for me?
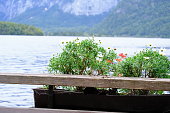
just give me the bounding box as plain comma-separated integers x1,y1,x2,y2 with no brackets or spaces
0,73,170,90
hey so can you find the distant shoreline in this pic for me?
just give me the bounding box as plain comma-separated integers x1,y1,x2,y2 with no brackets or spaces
0,35,170,39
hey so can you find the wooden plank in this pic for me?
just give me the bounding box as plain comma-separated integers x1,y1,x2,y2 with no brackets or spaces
0,73,170,90
0,107,117,113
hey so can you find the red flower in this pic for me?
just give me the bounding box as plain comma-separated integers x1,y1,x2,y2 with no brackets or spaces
119,53,126,58
106,60,112,63
115,59,122,62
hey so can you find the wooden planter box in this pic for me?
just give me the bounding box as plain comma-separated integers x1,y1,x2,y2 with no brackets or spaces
33,88,170,112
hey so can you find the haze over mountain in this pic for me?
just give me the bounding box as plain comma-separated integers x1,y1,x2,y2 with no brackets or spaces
0,0,119,33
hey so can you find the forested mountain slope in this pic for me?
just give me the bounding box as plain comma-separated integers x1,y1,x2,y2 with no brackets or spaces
92,0,170,38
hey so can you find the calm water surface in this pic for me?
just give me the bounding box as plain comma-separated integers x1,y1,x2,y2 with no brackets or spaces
0,35,170,107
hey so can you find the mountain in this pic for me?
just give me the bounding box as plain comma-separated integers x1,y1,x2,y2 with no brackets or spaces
0,0,119,34
1,0,169,38
92,0,170,38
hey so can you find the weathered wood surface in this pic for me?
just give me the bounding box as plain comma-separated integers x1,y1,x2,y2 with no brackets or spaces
0,107,116,113
0,73,170,90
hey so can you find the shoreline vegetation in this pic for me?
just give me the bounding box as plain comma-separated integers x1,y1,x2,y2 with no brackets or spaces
0,21,44,36
45,31,170,38
0,21,169,38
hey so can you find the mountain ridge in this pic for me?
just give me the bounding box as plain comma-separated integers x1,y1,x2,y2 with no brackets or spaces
0,0,119,34
0,0,118,20
92,0,170,38
0,0,170,38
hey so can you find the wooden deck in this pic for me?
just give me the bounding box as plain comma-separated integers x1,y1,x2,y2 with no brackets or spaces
0,73,170,90
0,107,124,113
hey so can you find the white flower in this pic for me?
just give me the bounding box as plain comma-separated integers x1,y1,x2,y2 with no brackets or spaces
98,53,103,58
96,57,102,62
109,72,114,76
92,70,98,76
159,52,166,56
159,48,166,56
146,44,152,47
144,57,150,60
159,48,166,52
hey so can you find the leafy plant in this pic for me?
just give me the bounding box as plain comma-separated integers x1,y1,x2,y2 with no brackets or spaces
116,46,170,95
48,38,117,75
118,47,170,78
48,38,118,91
48,39,170,95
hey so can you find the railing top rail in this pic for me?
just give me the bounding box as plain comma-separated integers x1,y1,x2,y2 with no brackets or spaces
0,73,170,90
0,107,110,113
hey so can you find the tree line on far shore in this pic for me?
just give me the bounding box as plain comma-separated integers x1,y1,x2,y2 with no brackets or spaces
0,21,44,36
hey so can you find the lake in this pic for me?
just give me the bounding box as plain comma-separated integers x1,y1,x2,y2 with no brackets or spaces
0,35,170,107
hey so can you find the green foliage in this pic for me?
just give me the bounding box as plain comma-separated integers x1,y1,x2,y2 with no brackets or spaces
0,21,44,35
116,47,170,95
118,89,165,96
117,47,170,78
92,0,170,38
48,38,117,75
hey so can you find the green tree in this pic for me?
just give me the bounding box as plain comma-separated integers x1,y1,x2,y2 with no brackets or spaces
0,21,44,35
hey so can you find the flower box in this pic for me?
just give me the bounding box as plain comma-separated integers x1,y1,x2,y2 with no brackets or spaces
33,88,170,112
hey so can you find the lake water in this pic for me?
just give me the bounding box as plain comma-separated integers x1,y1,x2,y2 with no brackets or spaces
0,35,170,108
